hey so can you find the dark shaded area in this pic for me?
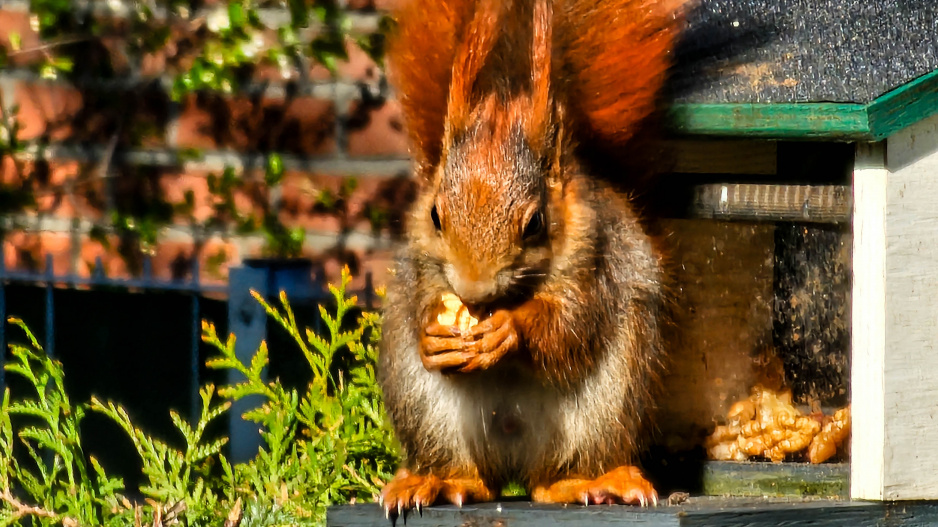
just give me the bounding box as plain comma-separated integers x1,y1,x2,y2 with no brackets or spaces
772,223,850,407
670,0,938,104
188,89,336,156
1,287,229,495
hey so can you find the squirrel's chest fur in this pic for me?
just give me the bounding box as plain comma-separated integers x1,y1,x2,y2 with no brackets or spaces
379,275,637,482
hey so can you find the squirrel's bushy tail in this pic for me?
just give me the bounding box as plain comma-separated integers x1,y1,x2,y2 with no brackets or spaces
556,0,685,150
386,0,686,175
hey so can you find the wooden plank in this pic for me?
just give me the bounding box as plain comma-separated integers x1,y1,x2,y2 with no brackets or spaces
879,113,938,499
850,142,886,500
327,498,938,527
868,69,938,141
668,70,938,141
667,140,777,175
853,113,938,500
688,184,851,223
668,103,872,140
700,462,849,499
226,266,269,463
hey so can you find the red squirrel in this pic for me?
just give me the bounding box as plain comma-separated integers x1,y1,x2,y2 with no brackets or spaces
377,0,685,514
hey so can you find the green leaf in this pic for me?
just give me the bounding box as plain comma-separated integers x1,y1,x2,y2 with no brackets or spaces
228,2,245,29
265,153,284,185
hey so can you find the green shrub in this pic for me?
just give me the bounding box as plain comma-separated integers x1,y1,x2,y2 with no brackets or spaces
0,267,398,526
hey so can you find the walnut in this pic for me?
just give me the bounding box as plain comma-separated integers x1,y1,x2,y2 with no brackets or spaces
807,405,851,464
706,385,821,463
437,293,479,332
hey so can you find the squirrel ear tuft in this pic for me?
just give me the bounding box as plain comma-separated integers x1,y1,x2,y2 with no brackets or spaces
444,0,503,145
385,0,478,178
526,0,553,144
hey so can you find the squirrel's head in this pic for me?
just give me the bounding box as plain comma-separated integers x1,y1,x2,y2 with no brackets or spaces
414,96,562,306
409,0,562,306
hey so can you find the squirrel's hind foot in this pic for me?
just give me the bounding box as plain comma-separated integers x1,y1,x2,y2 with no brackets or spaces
531,465,658,506
380,468,495,516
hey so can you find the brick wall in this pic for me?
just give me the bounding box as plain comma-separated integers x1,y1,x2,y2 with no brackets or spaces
0,1,412,293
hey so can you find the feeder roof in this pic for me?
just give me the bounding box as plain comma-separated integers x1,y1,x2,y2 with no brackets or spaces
670,0,938,140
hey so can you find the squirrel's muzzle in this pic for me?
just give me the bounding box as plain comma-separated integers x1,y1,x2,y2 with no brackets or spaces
452,277,500,305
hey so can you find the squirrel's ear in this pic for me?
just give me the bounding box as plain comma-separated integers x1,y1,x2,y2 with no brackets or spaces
385,0,477,179
546,103,568,188
443,0,502,145
526,0,553,144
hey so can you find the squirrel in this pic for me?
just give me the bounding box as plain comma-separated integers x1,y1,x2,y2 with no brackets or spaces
377,0,685,515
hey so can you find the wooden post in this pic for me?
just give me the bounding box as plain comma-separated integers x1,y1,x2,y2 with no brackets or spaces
852,113,938,500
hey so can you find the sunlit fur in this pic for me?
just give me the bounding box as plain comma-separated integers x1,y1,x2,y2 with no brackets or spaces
379,0,683,502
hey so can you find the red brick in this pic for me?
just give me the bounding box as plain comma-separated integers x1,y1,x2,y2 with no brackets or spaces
13,81,169,146
335,38,382,82
278,171,415,237
4,231,72,275
14,82,86,141
151,237,237,285
374,0,400,10
345,97,410,157
313,246,395,294
197,237,238,283
0,158,107,219
78,235,132,279
175,93,336,155
159,169,266,228
277,171,343,233
0,10,41,66
347,0,399,10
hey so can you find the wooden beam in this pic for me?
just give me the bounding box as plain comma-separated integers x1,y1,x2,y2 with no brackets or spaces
868,69,938,141
852,113,938,500
328,499,938,527
851,141,887,500
668,140,777,175
689,184,850,223
667,68,938,141
669,102,871,140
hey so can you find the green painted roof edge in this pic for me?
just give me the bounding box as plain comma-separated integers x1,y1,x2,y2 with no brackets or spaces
668,102,871,139
669,68,938,140
867,68,938,140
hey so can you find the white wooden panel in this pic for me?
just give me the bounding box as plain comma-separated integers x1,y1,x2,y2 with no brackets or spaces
852,113,938,500
850,141,887,500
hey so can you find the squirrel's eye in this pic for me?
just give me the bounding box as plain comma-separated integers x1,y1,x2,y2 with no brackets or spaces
523,211,543,241
430,206,442,231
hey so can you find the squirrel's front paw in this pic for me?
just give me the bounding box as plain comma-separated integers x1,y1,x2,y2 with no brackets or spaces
380,468,495,517
420,309,519,373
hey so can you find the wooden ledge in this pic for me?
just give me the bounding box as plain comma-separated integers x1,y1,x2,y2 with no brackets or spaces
328,498,938,527
669,68,938,140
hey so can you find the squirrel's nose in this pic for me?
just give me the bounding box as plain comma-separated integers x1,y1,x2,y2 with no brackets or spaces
452,277,499,305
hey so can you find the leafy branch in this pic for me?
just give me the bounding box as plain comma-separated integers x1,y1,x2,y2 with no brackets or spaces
1,268,396,526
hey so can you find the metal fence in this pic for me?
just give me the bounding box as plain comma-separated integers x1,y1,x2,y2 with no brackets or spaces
0,253,376,460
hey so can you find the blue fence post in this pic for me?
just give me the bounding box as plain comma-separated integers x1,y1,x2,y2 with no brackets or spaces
226,258,315,463
226,264,270,463
190,258,201,423
44,254,54,357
